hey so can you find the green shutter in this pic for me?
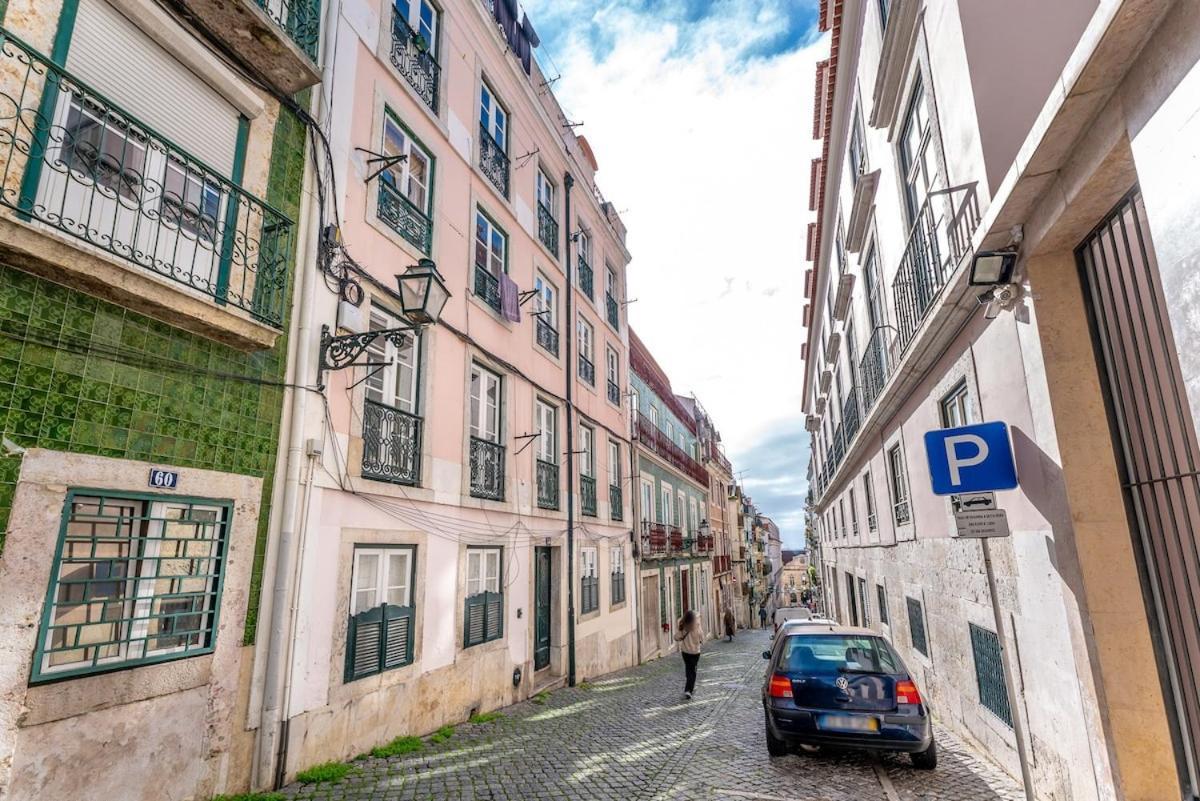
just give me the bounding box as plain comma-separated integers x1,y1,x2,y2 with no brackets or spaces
464,591,503,647
345,604,414,682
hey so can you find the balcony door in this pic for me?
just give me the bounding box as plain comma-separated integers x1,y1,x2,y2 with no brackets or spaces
362,307,421,483
534,547,552,671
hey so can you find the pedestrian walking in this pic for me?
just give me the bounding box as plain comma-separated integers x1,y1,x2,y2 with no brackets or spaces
722,607,736,641
758,605,768,629
675,609,703,699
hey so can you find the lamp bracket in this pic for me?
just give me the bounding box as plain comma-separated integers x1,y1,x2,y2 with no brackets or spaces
318,323,420,390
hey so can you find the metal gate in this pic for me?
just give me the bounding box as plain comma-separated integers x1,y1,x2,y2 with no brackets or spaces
1077,187,1200,795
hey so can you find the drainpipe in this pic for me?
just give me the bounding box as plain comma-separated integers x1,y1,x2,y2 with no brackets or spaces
563,172,576,687
631,422,642,665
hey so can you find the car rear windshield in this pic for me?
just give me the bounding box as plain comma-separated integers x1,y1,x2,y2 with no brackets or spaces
778,634,900,675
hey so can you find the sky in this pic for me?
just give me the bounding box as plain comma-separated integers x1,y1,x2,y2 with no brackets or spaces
523,0,825,547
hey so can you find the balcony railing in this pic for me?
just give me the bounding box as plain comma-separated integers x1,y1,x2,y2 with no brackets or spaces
859,326,899,416
378,179,431,254
469,436,504,500
894,497,911,525
536,458,558,510
253,0,322,61
669,526,684,553
607,379,620,404
474,265,501,312
0,31,293,328
390,18,439,111
537,202,558,255
580,474,597,516
361,399,421,485
536,317,558,356
642,522,668,556
577,256,593,299
696,533,714,554
478,124,509,198
635,415,709,486
578,355,595,385
713,554,731,575
609,484,622,521
606,294,619,329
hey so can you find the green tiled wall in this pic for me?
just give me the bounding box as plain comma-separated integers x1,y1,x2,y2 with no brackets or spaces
0,102,308,647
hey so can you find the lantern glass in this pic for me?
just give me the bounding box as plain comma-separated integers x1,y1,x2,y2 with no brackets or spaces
397,258,450,324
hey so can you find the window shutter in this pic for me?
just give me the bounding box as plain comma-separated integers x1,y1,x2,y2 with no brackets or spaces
346,605,384,681
485,591,503,640
383,605,414,669
465,593,486,646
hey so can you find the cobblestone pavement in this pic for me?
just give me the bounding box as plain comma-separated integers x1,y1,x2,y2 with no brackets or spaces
283,629,1022,801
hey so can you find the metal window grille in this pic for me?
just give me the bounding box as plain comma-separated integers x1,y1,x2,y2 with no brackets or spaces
609,484,623,521
578,257,594,299
536,317,559,356
580,475,597,516
537,202,559,255
969,623,1012,726
469,437,505,500
536,459,559,510
877,584,889,625
361,399,421,485
390,15,439,111
463,591,503,647
33,493,230,682
474,265,501,311
906,597,928,657
478,123,509,198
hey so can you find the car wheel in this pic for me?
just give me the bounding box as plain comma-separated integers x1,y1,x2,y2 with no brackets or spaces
765,720,788,757
910,737,938,770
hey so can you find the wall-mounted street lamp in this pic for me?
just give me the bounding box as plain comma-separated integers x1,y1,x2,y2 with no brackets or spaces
317,258,451,390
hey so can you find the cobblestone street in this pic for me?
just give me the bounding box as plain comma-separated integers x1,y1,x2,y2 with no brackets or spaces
282,630,1021,801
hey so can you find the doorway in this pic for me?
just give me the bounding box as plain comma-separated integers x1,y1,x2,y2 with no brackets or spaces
534,546,551,671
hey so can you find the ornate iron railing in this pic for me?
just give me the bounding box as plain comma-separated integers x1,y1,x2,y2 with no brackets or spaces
378,179,431,254
580,474,597,516
253,0,322,61
641,522,668,557
859,326,898,413
361,399,421,484
469,436,504,500
478,123,509,198
635,415,709,486
535,317,558,356
607,379,620,404
609,484,622,521
841,386,862,445
606,294,619,329
578,354,595,385
474,264,501,311
577,255,593,299
389,18,439,111
0,30,294,328
537,201,558,255
536,458,558,510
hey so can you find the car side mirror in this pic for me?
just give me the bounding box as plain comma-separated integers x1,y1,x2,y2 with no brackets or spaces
762,650,771,660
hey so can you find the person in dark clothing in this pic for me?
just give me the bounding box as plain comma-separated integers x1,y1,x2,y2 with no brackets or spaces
722,607,736,641
759,606,768,628
675,610,703,699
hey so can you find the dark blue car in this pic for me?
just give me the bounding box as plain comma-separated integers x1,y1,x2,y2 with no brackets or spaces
761,625,937,769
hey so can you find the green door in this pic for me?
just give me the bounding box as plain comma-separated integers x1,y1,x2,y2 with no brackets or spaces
534,547,551,670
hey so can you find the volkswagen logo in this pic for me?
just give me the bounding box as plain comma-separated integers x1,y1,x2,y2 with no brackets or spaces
835,676,850,691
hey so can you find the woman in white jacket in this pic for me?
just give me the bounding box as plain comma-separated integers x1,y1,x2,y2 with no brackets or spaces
674,610,703,699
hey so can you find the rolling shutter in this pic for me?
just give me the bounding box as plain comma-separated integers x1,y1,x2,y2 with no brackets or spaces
66,0,240,178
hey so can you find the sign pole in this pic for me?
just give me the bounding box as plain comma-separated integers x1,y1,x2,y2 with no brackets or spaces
981,537,1035,801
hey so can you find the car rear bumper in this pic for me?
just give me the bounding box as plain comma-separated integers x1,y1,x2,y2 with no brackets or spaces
766,705,932,753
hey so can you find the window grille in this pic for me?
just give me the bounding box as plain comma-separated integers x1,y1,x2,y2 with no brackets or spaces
906,596,928,656
970,623,1013,726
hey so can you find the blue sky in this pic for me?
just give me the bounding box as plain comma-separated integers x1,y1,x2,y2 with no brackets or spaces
522,0,824,546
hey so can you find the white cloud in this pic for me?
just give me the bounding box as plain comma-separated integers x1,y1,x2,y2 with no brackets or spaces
529,1,823,544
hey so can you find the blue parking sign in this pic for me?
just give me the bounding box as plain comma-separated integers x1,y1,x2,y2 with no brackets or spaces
924,421,1018,496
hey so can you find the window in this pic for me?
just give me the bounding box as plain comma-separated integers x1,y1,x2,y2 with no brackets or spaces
580,425,595,477
939,380,972,427
608,440,623,521
970,623,1013,726
848,102,867,183
864,471,878,531
536,401,557,464
606,265,620,328
479,81,507,149
899,77,937,223
844,572,859,625
907,596,928,657
877,583,889,625
660,485,672,525
630,388,641,421
536,169,554,212
606,346,620,404
640,478,654,523
838,498,847,537
665,420,675,442
395,0,439,55
469,365,504,500
577,316,595,385
677,490,686,532
577,228,591,266
473,209,506,310
888,444,911,525
849,486,859,535
649,405,659,430
878,0,889,28
857,576,870,626
580,547,599,614
611,546,626,604
33,493,229,682
464,547,503,647
346,546,415,681
380,112,433,235
362,307,422,484
689,496,699,534
534,272,558,356
536,170,558,253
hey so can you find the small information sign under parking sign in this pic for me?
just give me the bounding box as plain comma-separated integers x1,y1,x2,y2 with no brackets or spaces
148,469,179,489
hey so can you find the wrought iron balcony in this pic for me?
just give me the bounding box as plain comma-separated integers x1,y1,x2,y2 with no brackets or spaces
469,436,505,500
478,124,509,198
609,484,622,521
474,264,501,312
642,522,668,557
378,179,431,254
250,0,321,61
361,399,421,485
0,31,294,329
607,379,620,405
578,354,595,386
634,415,709,486
390,18,440,112
606,294,619,329
536,317,558,356
841,387,861,445
577,256,593,299
669,525,684,553
536,458,558,510
696,533,714,554
580,474,597,516
537,202,558,256
859,326,898,414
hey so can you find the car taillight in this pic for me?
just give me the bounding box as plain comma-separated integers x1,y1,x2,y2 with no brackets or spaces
768,674,793,699
896,679,921,706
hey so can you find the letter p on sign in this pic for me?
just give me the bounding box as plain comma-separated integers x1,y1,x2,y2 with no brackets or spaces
924,422,1018,496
